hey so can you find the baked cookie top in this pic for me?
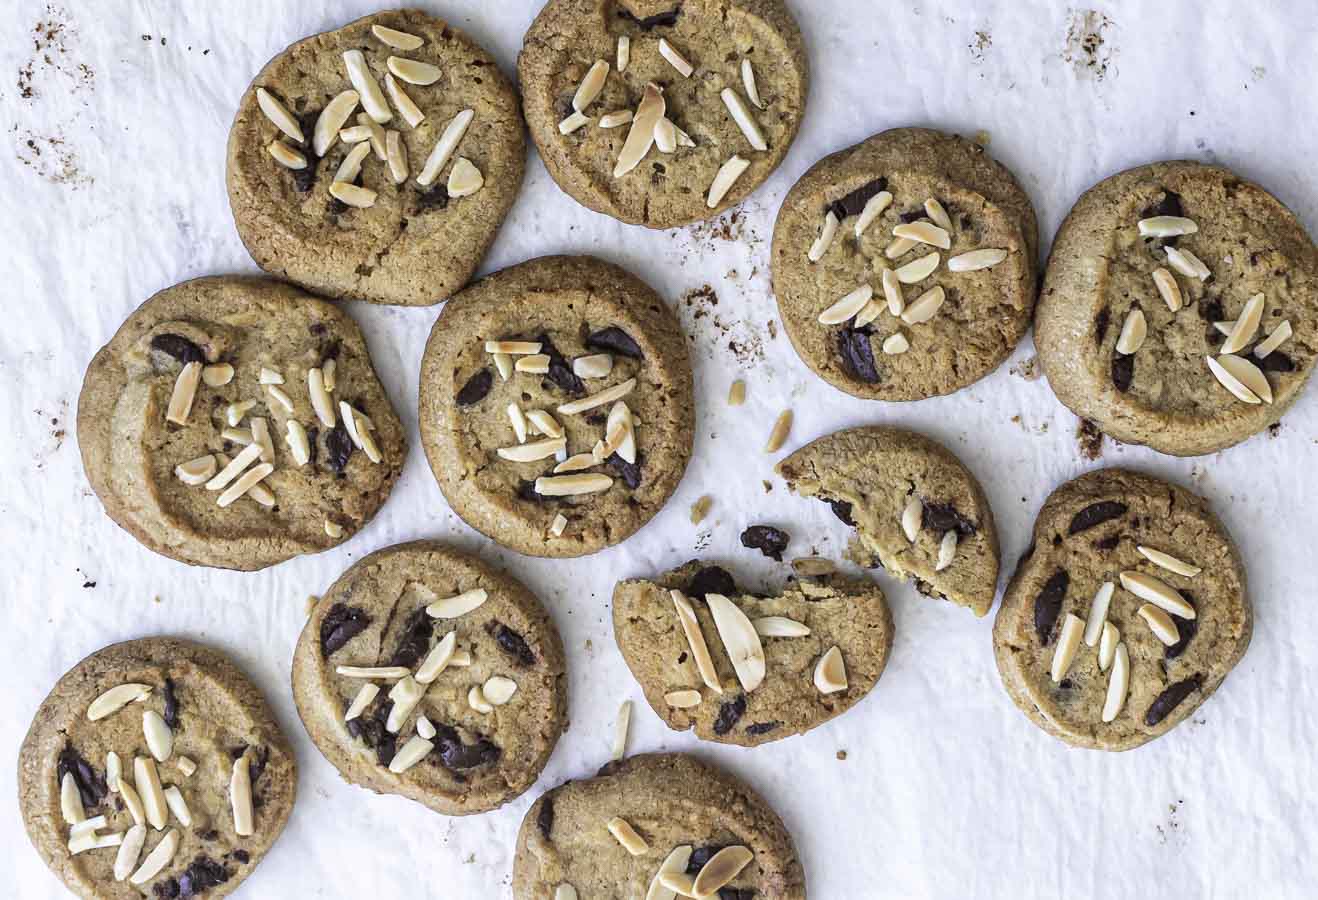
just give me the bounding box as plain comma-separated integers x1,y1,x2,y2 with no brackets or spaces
226,9,525,306
613,560,893,747
1037,160,1317,455
772,127,1039,400
17,638,295,900
513,753,806,899
519,0,807,228
992,468,1252,751
419,255,694,557
291,541,567,816
77,276,405,571
777,425,1001,616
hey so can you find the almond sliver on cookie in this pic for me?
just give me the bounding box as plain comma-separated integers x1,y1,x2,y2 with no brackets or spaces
614,83,665,177
705,594,765,693
670,589,723,694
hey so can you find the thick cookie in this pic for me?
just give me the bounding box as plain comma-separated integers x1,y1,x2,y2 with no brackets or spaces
77,276,405,571
772,127,1039,400
519,0,807,228
613,560,893,747
513,753,806,899
226,9,525,306
1037,161,1317,455
419,256,694,557
777,425,1000,616
291,541,567,815
17,638,295,900
992,468,1252,751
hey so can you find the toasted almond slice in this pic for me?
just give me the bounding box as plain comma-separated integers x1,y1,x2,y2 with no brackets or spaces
118,778,146,827
664,690,702,708
1120,570,1196,618
447,156,484,196
659,873,697,895
343,50,391,123
880,267,905,316
1206,355,1264,404
175,757,196,778
599,109,633,128
753,616,811,638
611,700,631,760
344,682,379,721
707,154,750,207
923,197,953,230
385,129,409,183
388,735,434,773
69,815,108,839
307,367,336,427
515,353,551,374
807,210,840,263
134,756,168,831
1254,320,1293,359
572,353,613,379
1214,320,1236,336
250,417,274,463
88,683,152,720
1136,546,1201,577
671,590,723,694
485,340,543,354
220,427,253,445
285,419,311,466
265,384,295,414
416,716,436,740
881,332,910,355
1138,604,1181,645
693,846,754,896
201,363,234,387
817,284,872,325
1138,215,1198,238
357,112,388,160
616,35,631,71
339,124,374,144
559,110,592,134
387,55,441,86
900,285,945,324
165,361,202,426
855,190,893,238
572,59,610,111
69,830,122,854
417,108,474,186
1050,613,1086,682
323,519,344,539
901,496,922,542
607,817,650,855
814,645,847,694
705,593,765,692
792,557,836,577
143,710,173,762
549,513,568,537
129,828,179,884
720,87,766,151
335,665,411,679
1115,308,1147,354
935,529,958,571
385,675,426,732
498,437,567,462
764,408,792,453
329,181,377,208
549,453,593,474
217,462,274,508
893,220,951,250
314,89,361,156
1083,582,1114,647
468,685,494,714
207,442,261,491
114,824,147,881
615,83,665,177
737,58,764,111
895,251,940,284
385,73,425,128
256,87,304,142
885,236,917,259
1152,267,1182,312
61,772,85,824
1165,245,1211,280
426,588,488,618
646,846,694,900
492,352,514,381
654,116,677,153
267,139,307,169
557,377,636,415
339,402,383,462
1221,292,1265,354
507,403,529,444
606,400,637,463
1218,353,1273,403
726,380,747,408
162,786,192,827
106,752,122,791
520,410,563,441
658,38,694,77
229,755,254,836
534,473,613,496
226,399,256,426
1102,641,1130,722
948,248,1008,272
372,24,424,50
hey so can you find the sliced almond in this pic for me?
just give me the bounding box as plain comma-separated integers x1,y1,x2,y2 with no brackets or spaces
329,181,377,208
705,594,765,692
555,886,578,900
385,73,425,128
554,453,596,474
707,154,750,208
1101,641,1130,722
658,38,694,77
114,824,147,881
162,786,192,827
227,399,256,426
118,778,146,827
493,352,514,380
614,83,665,177
1214,320,1236,336
498,437,567,462
357,112,388,160
106,752,122,791
893,220,951,249
339,402,383,463
1136,546,1201,577
764,408,793,453
285,419,311,466
947,248,1008,272
1050,613,1086,682
646,845,693,900
886,235,918,260
165,361,202,426
335,665,411,679
255,87,304,142
417,108,474,187
882,332,910,355
817,284,872,325
616,35,630,72
1206,354,1269,404
1138,604,1181,646
1152,267,1182,312
129,828,179,885
573,354,613,378
220,427,253,446
807,211,839,262
69,831,121,855
1083,581,1114,647
654,116,677,153
515,353,551,374
534,473,613,496
606,400,637,463
60,772,85,824
143,710,173,762
791,557,836,577
659,873,697,895
267,139,308,169
924,198,953,231
557,377,636,415
388,735,434,773
344,682,379,721
307,367,336,427
664,690,702,708
339,124,374,145
387,55,441,86
265,384,295,414
69,815,107,839
901,496,922,542
229,755,254,836
855,297,884,328
611,700,631,760
900,285,946,324
814,645,848,694
895,251,940,284
416,716,436,740
1120,571,1196,619
343,50,391,123
216,462,274,508
607,817,650,855
372,24,424,51
1254,320,1293,359
507,403,529,443
549,513,568,537
753,616,811,638
1138,216,1198,238
314,89,361,157
1115,308,1147,354
855,190,893,238
385,129,409,183
201,363,234,387
134,756,168,831
385,676,426,732
468,685,494,714
207,442,261,492
426,588,488,618
720,87,766,151
880,267,905,316
693,846,754,896
727,380,747,406
1221,292,1265,354
935,529,958,571
1165,246,1211,280
175,757,196,778
88,683,152,721
671,590,723,694
448,156,484,196
599,110,633,128
572,59,610,111
250,416,274,464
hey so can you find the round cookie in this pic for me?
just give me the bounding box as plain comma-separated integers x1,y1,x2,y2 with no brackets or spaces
1036,161,1317,455
772,127,1039,400
291,540,567,816
18,638,295,900
513,753,806,899
776,425,1000,616
519,0,807,228
77,276,405,571
992,468,1251,751
226,9,525,306
613,560,893,747
419,255,694,557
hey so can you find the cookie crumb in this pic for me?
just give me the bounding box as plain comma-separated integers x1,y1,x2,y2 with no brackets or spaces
1010,356,1040,380
836,750,847,761
304,595,319,617
690,495,712,525
1077,419,1104,460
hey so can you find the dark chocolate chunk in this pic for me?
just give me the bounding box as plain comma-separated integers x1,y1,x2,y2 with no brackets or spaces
487,621,536,666
291,163,316,194
246,745,269,785
825,498,855,526
745,721,781,736
827,177,889,221
922,502,977,537
325,420,354,473
618,7,680,28
536,333,585,396
1258,351,1294,373
719,890,756,900
537,796,554,840
150,333,205,364
1165,608,1198,660
347,696,397,766
1067,501,1129,535
306,425,319,467
712,695,746,735
1199,296,1224,323
389,607,434,669
433,722,501,770
159,856,231,898
586,326,643,359
231,850,250,864
607,452,642,489
416,183,450,211
1141,189,1184,220
162,678,179,729
516,479,553,503
740,525,790,561
837,326,880,383
1094,307,1111,344
689,566,737,599
1112,353,1134,392
1144,675,1203,726
320,603,371,657
1033,569,1069,645
57,745,107,810
687,846,723,874
897,208,925,224
456,368,493,406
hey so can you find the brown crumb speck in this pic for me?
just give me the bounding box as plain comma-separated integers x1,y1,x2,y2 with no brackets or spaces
836,750,847,761
1077,419,1104,460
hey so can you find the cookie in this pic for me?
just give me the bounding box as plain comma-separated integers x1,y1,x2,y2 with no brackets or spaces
777,425,1000,616
18,638,295,900
291,540,567,815
519,0,807,228
772,127,1039,400
613,560,893,747
419,255,694,557
513,753,806,899
1037,161,1317,455
226,9,525,306
992,468,1252,751
77,276,405,571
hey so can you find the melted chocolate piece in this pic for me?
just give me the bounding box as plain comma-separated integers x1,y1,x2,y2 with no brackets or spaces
346,696,397,766
720,890,756,900
586,326,643,359
433,722,501,770
825,498,855,526
246,745,269,785
416,183,450,211
922,502,977,537
713,695,746,735
536,334,585,396
320,603,371,657
687,846,723,874
537,796,554,840
456,368,493,405
1112,353,1134,393
325,421,354,473
306,425,319,468
1033,569,1069,645
155,856,232,898
1258,351,1295,373
150,333,204,364
688,566,737,599
1165,608,1198,660
487,621,536,666
1094,307,1111,344
745,721,781,736
1141,189,1184,220
827,177,889,221
389,607,434,669
837,326,880,383
740,525,790,561
607,452,642,489
1067,501,1129,535
618,7,680,28
897,208,925,224
57,745,107,810
162,678,179,729
1144,675,1203,726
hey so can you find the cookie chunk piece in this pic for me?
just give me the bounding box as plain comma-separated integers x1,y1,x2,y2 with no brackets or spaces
77,276,404,571
613,560,893,747
993,468,1251,751
291,541,567,815
776,425,1000,616
226,9,525,305
772,127,1039,399
18,638,295,900
419,256,694,557
519,0,807,228
1037,161,1317,455
513,753,805,899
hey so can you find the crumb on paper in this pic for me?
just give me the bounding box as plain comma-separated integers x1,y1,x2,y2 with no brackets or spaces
1077,419,1104,460
1063,9,1116,81
836,750,847,761
969,30,992,62
1268,422,1282,438
690,494,712,525
1010,356,1041,381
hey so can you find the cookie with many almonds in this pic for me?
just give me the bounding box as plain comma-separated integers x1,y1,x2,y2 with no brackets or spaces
291,541,567,815
776,425,1001,616
77,276,404,571
226,9,525,305
992,468,1251,751
1037,161,1317,455
18,638,295,900
613,560,893,747
513,753,806,899
419,255,694,557
772,127,1039,400
519,0,807,227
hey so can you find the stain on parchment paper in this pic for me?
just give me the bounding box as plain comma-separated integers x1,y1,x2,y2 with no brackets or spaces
969,30,992,62
1062,10,1116,81
15,129,91,187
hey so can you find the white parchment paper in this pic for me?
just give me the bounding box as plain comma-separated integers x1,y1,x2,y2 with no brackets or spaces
3,1,1317,897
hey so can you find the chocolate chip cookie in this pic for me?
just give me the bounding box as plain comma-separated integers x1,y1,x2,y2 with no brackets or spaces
227,9,525,306
772,127,1039,400
513,753,806,899
419,256,694,557
1037,161,1317,455
291,541,567,815
519,0,807,228
777,425,1001,616
77,276,405,571
18,638,295,900
613,560,893,747
992,468,1252,751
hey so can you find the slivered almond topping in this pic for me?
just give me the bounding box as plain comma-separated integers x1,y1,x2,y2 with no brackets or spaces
129,828,179,885
617,35,631,71
550,513,568,537
615,83,665,177
1102,641,1130,722
558,109,592,135
163,786,192,827
68,815,108,839
901,497,922,542
134,756,168,830
256,87,304,142
313,89,361,156
344,682,379,721
693,846,754,896
267,139,307,169
335,665,411,679
753,616,811,637
855,190,893,238
226,399,256,426
721,87,766,151
665,690,702,708
250,417,274,463
175,455,217,486
557,377,636,414
924,198,953,231
654,116,677,153
606,400,637,463
308,367,336,427
114,824,146,881
357,113,388,160
106,752,122,791
485,340,543,355
764,408,793,453
493,352,514,380
206,442,261,491
882,332,909,354
1165,245,1211,280
555,885,578,900
886,235,917,259
894,220,951,249
143,710,173,761
706,593,765,692
88,683,152,722
388,736,434,773
324,520,344,538
1152,267,1182,312
217,463,274,508
61,772,85,824
426,588,488,618
515,353,551,374
385,130,409,183
1050,613,1086,682
855,296,884,328
658,38,694,77
450,649,472,667
1138,604,1181,645
1136,546,1201,577
340,402,383,462
118,779,146,827
611,700,632,760
415,631,457,684
1206,354,1268,404
285,419,311,466
534,473,613,496
935,529,958,571
814,645,847,694
498,437,567,462
727,379,746,406
607,817,650,855
1254,320,1293,359
201,363,233,387
220,427,252,445
386,676,426,732
553,453,596,474
707,155,750,207
671,590,723,694
817,284,872,325
387,55,441,86
1115,308,1147,354
385,74,425,128
573,59,610,111
599,109,633,128
175,757,196,778
329,181,377,208
900,285,945,324
1083,582,1114,647
229,756,254,836
896,252,940,283
1120,571,1196,618
468,685,494,714
791,557,836,577
339,124,373,144
947,248,1008,272
68,830,120,855
690,494,713,524
507,403,529,443
482,676,517,706
1221,293,1265,354
1138,215,1198,238
879,267,905,316
416,716,436,739
165,361,202,426
573,353,613,378
417,108,474,186
343,50,391,123
258,367,284,385
659,873,697,895
372,24,424,50
807,210,840,262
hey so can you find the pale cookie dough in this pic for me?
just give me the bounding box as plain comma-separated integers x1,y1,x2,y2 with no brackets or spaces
291,541,567,815
18,638,295,900
1037,160,1317,455
77,276,405,571
613,560,893,747
519,0,807,227
227,9,525,305
513,753,806,899
777,425,1000,616
993,468,1252,751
